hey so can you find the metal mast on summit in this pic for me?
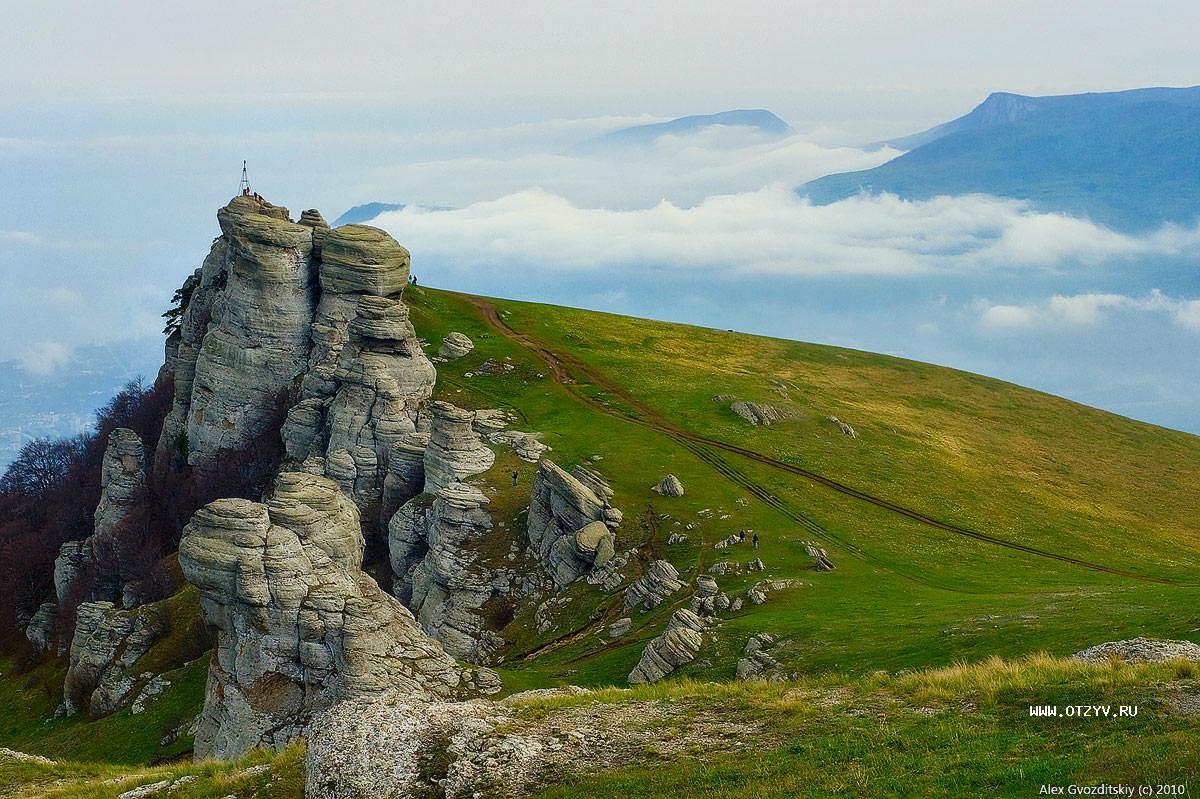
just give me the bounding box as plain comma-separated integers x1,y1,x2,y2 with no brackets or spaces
238,160,251,195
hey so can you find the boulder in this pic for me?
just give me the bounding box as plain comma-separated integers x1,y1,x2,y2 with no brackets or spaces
806,543,835,571
652,474,685,497
527,460,622,586
826,414,857,438
736,634,782,681
628,608,708,684
623,560,684,611
24,601,58,654
438,332,474,359
179,472,473,760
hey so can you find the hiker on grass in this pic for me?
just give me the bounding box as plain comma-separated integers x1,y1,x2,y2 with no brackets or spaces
752,532,760,549
511,470,519,487
739,528,746,543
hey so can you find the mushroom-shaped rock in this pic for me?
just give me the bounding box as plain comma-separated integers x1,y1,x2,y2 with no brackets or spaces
438,332,474,360
423,401,495,493
652,474,685,497
315,224,411,297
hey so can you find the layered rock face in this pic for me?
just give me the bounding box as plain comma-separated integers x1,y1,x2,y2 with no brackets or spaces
179,472,471,760
628,608,708,684
527,460,623,586
162,197,319,474
63,601,165,718
391,483,508,662
54,428,148,607
422,401,496,494
155,196,436,551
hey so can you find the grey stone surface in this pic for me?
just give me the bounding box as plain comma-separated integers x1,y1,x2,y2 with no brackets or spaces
628,608,708,684
394,482,507,662
527,460,622,587
652,474,685,497
623,560,684,611
438,331,474,359
179,471,472,760
63,601,165,718
423,401,496,494
1073,638,1200,663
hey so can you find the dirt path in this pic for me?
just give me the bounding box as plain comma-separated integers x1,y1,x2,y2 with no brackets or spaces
460,293,1184,587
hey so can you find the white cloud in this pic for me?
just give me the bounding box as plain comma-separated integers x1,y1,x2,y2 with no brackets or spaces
18,341,72,376
371,187,1200,279
976,290,1200,332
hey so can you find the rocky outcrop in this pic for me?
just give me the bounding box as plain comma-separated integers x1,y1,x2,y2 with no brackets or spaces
392,483,508,662
320,295,436,523
806,542,835,571
54,428,149,607
623,560,684,611
628,608,708,684
527,460,622,587
24,601,58,654
652,474,685,497
1073,638,1200,663
735,634,783,681
438,332,474,359
170,196,319,474
728,400,795,426
179,472,473,760
422,401,495,494
63,601,165,718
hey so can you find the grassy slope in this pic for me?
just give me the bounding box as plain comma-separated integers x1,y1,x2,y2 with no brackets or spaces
406,287,1200,686
3,286,1199,796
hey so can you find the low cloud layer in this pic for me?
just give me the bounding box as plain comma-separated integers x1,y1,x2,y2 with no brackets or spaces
976,290,1200,332
371,187,1200,278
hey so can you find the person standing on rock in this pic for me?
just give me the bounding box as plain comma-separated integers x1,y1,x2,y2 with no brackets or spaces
752,532,759,549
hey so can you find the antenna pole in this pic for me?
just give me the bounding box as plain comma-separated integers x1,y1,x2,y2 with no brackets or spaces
238,160,251,196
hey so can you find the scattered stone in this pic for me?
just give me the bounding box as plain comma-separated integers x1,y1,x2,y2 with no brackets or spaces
713,534,740,550
628,608,709,684
489,430,551,462
747,558,765,572
652,474,685,497
806,543,835,571
708,561,741,576
118,778,173,799
623,560,684,611
475,358,515,375
438,332,474,359
667,533,688,545
690,575,731,616
608,618,632,637
1073,638,1200,663
130,674,171,715
736,634,783,681
827,415,858,438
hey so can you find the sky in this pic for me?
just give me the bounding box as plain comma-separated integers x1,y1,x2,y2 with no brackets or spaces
1,0,1199,462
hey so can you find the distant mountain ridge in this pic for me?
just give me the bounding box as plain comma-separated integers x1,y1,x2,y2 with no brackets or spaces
804,86,1200,231
333,202,406,226
581,109,791,149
